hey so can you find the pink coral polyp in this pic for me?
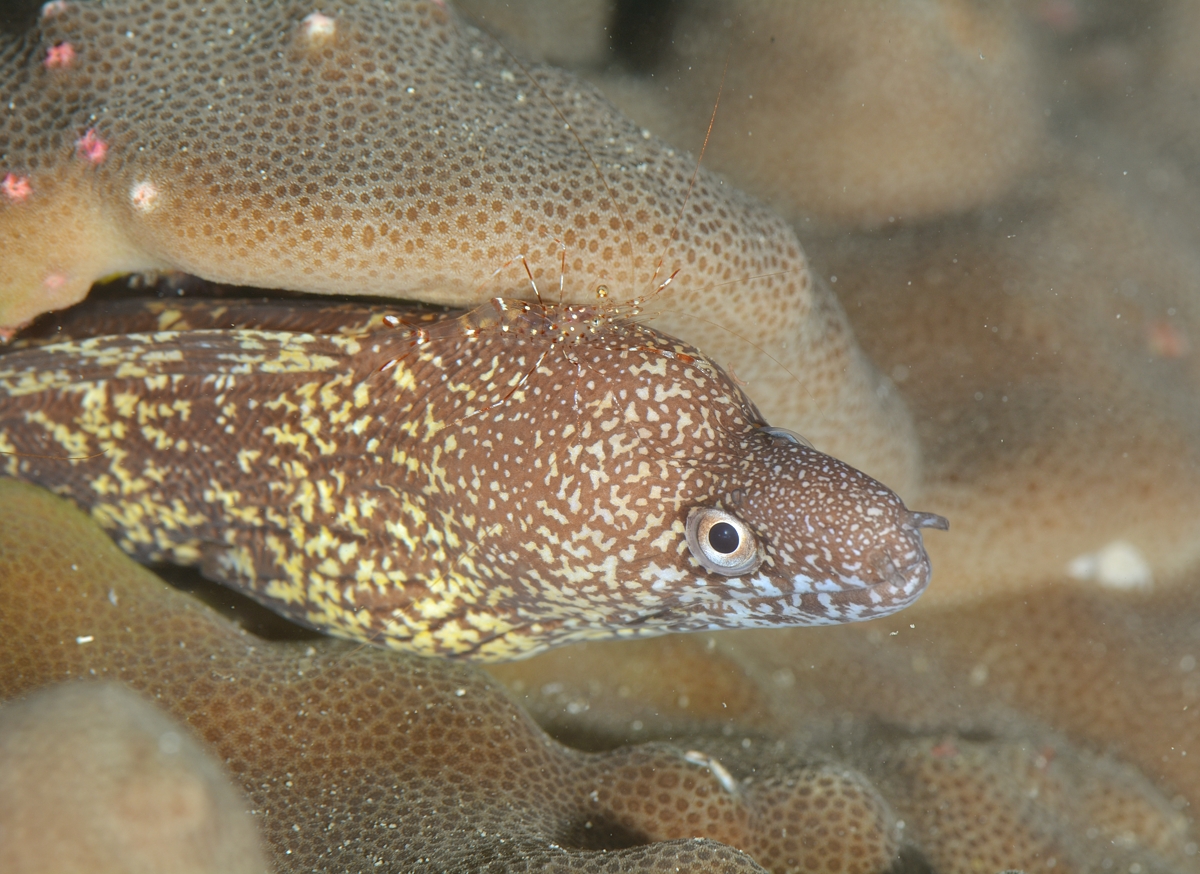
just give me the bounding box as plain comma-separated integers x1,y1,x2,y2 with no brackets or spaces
75,129,108,164
43,42,75,69
1,174,32,202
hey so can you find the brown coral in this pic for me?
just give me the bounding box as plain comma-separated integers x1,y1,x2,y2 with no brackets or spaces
0,0,918,492
0,479,904,874
489,0,1200,606
5,1,1200,872
805,169,1200,605
3,479,1196,873
562,0,1045,229
0,681,269,874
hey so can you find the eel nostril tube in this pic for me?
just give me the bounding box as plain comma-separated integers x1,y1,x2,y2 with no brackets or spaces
907,511,950,531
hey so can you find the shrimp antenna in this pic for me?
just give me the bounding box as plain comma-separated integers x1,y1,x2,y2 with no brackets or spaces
486,36,640,303
0,448,109,461
624,264,821,407
662,304,817,406
644,50,732,298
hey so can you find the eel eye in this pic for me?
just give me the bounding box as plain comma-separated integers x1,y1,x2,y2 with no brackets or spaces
760,426,813,449
685,507,763,576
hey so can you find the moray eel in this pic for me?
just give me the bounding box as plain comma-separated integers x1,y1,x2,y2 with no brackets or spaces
0,295,946,661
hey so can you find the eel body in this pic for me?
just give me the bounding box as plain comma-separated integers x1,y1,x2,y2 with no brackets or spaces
0,296,946,661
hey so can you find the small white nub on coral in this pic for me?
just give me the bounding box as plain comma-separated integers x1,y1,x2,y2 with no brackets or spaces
301,12,336,42
683,750,739,794
130,180,159,212
1066,540,1153,590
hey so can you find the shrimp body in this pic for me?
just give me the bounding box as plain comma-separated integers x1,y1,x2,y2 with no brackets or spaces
0,297,945,661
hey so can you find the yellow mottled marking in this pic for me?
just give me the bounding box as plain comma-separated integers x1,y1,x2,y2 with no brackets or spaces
236,449,262,474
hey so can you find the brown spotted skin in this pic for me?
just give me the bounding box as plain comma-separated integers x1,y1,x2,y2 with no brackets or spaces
0,297,941,661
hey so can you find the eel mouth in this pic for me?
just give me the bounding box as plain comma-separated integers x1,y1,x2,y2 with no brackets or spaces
858,509,949,609
872,549,933,603
892,511,950,596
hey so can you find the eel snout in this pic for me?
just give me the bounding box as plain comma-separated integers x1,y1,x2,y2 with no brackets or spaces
725,436,949,625
875,509,951,601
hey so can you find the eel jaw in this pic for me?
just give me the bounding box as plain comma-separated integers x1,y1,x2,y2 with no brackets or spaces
864,508,951,609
